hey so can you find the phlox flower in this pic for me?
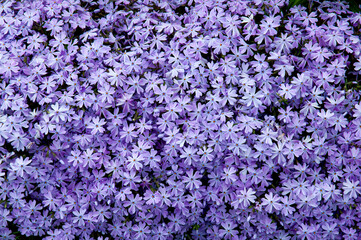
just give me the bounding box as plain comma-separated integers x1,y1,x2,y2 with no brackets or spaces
232,187,256,209
10,156,32,177
343,179,361,199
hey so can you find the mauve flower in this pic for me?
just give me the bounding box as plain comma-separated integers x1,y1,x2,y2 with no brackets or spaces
1,0,361,239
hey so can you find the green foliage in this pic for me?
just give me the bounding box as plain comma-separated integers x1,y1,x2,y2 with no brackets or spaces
288,0,309,8
348,0,361,12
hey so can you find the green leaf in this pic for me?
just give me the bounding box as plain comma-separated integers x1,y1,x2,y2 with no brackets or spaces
193,224,200,230
288,0,309,8
347,0,361,12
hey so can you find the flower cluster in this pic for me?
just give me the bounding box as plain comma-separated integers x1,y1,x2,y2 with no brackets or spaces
1,0,361,239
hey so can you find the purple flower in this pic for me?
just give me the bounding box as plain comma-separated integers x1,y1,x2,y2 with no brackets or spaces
10,157,32,177
183,169,202,190
343,179,361,199
143,190,161,205
261,192,282,213
124,194,143,215
232,187,256,209
72,208,88,226
1,0,361,239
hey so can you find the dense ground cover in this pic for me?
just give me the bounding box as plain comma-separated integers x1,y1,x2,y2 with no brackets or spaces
1,0,361,239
